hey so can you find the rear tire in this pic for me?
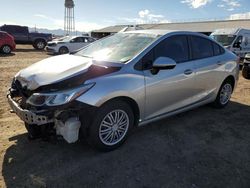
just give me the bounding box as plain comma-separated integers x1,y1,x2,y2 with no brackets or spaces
242,65,250,79
87,101,134,151
59,46,69,54
1,45,11,54
212,80,233,108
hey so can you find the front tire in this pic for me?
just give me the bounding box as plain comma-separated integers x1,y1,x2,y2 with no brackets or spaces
59,46,69,54
87,101,134,151
212,80,233,108
25,123,41,140
33,40,46,50
1,45,11,54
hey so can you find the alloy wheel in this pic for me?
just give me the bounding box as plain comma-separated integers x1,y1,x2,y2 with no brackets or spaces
2,45,11,54
220,83,232,105
99,110,129,146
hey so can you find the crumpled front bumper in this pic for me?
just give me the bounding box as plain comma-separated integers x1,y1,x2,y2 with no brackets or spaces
7,94,53,125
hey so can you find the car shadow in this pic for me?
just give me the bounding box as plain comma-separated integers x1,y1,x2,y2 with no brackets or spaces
15,49,43,53
2,101,250,188
0,53,15,57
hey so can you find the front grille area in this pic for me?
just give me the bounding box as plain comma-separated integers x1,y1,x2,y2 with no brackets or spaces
47,43,56,47
10,79,33,109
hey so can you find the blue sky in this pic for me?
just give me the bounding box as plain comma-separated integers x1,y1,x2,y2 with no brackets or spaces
1,0,250,31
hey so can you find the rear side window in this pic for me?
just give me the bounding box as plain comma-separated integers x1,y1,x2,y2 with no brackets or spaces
213,42,225,56
15,27,26,33
154,35,189,63
190,36,213,59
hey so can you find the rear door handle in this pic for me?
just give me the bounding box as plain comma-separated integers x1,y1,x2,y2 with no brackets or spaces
184,69,193,75
217,61,223,65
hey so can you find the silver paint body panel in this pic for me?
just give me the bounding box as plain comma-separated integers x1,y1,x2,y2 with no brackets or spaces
76,30,239,125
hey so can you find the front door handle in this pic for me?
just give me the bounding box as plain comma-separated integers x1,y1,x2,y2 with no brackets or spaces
184,69,193,75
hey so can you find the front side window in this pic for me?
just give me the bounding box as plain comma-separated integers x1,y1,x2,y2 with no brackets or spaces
76,33,159,63
71,37,84,43
154,35,189,63
87,37,95,42
191,36,213,59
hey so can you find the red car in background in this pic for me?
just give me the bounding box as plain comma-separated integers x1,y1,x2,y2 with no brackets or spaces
0,31,16,54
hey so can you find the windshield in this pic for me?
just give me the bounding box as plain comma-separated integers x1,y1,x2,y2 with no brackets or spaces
76,33,159,63
211,34,236,46
54,36,72,42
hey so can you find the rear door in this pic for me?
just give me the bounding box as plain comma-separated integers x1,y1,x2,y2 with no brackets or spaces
190,35,226,101
143,35,197,120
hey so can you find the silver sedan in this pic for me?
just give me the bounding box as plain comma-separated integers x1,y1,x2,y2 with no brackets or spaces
8,30,239,151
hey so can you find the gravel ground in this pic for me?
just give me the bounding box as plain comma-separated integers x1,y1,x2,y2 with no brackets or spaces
0,45,250,188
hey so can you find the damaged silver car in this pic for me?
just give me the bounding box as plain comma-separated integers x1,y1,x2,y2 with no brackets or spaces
7,30,239,151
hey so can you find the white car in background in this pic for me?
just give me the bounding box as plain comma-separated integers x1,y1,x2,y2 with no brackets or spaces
46,36,96,54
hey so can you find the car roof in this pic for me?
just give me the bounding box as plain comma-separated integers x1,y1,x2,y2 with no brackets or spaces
124,29,208,37
0,31,8,34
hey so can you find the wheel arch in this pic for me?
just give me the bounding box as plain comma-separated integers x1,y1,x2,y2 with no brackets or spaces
223,75,236,90
100,96,140,127
33,38,46,44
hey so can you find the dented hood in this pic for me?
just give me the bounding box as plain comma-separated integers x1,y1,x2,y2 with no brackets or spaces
15,54,92,90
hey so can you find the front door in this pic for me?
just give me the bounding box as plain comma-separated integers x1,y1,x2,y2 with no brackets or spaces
143,35,196,120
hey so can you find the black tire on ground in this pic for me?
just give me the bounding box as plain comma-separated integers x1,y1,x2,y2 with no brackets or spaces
212,79,234,109
33,39,46,50
87,100,134,151
25,123,42,140
242,65,250,79
1,45,11,54
59,46,69,54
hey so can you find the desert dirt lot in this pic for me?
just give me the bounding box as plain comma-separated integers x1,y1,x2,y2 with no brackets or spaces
0,45,250,188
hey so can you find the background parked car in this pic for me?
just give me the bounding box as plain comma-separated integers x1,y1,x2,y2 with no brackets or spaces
0,31,16,54
210,28,250,65
0,25,52,50
242,53,250,79
46,36,96,54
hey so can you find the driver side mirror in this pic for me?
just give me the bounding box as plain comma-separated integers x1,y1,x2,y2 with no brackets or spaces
153,57,176,69
151,57,177,74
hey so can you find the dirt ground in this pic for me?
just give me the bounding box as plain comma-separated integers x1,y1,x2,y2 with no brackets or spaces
0,45,250,188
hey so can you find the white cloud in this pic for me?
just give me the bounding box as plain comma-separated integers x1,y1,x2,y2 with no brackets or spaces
218,0,241,11
181,0,212,8
217,4,225,7
139,10,150,18
229,12,250,20
119,9,169,24
34,14,49,19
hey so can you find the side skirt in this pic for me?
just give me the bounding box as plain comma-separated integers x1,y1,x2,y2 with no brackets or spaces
138,97,215,127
